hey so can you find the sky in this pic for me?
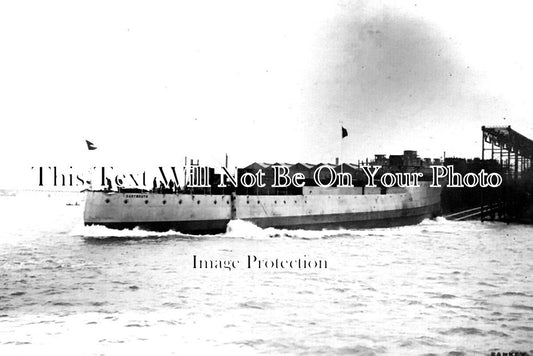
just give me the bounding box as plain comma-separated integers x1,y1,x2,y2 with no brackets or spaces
1,0,533,189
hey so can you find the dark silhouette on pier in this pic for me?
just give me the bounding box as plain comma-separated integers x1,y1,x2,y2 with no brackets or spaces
442,126,533,224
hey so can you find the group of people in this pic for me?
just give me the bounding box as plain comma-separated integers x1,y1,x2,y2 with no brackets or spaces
152,177,178,194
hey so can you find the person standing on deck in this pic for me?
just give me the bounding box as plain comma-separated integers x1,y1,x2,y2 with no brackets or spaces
169,180,175,193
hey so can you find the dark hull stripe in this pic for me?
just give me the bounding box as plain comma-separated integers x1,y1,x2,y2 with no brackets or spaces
85,203,441,234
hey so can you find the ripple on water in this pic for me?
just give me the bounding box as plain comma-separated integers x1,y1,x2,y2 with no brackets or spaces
499,291,531,297
512,325,533,332
478,281,498,288
47,301,74,306
434,302,466,310
334,345,384,355
125,323,149,328
439,327,485,336
511,304,533,311
161,302,184,309
90,301,107,307
487,330,510,337
238,301,270,310
446,351,466,356
430,293,457,299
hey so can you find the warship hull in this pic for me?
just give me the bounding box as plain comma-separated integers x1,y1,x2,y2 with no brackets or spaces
84,182,442,234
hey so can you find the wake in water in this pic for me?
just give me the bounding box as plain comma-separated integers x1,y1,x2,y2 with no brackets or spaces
69,216,502,242
71,219,375,240
70,224,202,242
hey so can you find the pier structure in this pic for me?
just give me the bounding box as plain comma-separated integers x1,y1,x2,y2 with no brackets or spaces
443,126,533,223
482,125,533,180
480,126,533,222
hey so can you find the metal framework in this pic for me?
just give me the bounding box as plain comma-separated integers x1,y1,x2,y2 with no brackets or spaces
482,125,533,179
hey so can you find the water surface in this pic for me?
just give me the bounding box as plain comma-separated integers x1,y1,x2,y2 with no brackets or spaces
0,193,532,355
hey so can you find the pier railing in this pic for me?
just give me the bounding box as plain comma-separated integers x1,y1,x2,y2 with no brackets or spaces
443,203,505,222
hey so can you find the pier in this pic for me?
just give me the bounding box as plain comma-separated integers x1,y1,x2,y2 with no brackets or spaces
443,126,533,223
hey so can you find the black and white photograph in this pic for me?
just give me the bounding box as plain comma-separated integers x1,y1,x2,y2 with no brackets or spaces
0,1,532,355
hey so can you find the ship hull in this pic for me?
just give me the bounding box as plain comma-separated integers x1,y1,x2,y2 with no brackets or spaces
84,183,442,234
85,203,440,234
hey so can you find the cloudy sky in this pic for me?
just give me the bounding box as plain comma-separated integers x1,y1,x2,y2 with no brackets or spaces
1,0,532,188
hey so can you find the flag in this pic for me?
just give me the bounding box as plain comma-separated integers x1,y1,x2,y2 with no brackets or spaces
86,140,97,150
341,126,348,139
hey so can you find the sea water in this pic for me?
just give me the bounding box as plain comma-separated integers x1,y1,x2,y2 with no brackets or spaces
0,193,532,355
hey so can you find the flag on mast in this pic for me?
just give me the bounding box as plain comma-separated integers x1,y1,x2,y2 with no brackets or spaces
341,126,348,139
86,140,97,150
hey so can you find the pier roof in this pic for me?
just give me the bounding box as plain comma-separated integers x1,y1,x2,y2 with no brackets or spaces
482,125,533,159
